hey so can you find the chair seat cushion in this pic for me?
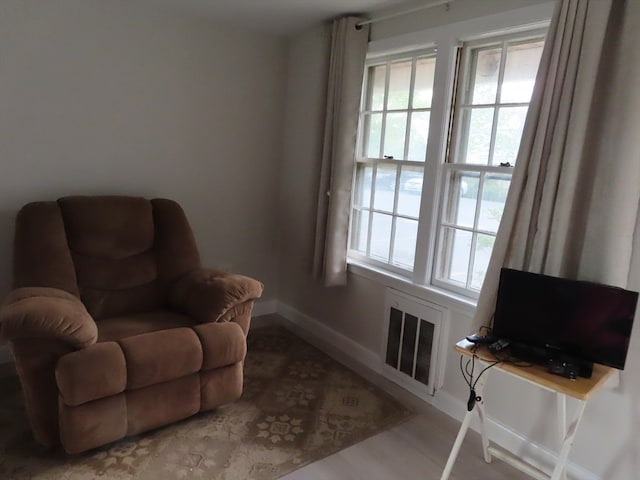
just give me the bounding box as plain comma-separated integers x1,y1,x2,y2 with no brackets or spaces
193,322,247,370
56,342,126,407
57,315,247,407
97,310,196,342
119,328,203,390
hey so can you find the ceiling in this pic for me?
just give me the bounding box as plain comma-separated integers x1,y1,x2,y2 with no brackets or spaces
141,0,413,37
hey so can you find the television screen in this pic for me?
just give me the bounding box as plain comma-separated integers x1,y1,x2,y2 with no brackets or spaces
493,268,638,370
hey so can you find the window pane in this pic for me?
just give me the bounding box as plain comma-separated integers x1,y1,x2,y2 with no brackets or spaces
351,209,370,253
446,171,479,228
478,174,510,233
493,106,528,166
354,164,373,208
363,113,382,158
471,47,502,105
366,65,387,111
472,234,495,289
501,40,544,103
414,56,436,108
370,213,392,261
387,61,412,110
398,166,423,217
383,112,407,159
407,111,430,161
373,164,397,212
461,107,494,164
393,218,418,269
439,227,472,285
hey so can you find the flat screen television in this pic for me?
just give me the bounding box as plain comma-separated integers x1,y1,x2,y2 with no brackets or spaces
492,268,638,372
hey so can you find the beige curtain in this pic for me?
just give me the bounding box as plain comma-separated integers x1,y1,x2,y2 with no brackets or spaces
472,0,640,333
312,16,370,286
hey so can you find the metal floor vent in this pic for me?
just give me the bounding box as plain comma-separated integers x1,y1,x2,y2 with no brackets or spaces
382,289,448,397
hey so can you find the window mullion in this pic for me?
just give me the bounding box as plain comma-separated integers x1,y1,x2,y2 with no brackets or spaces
403,58,418,160
446,163,511,174
369,163,378,210
389,216,398,265
388,164,402,265
457,101,529,109
447,46,472,170
379,62,392,158
473,172,485,231
365,163,378,256
487,41,509,165
365,208,374,257
413,38,460,285
495,40,509,105
467,232,478,289
466,172,485,288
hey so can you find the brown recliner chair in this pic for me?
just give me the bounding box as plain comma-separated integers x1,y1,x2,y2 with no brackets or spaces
0,196,263,454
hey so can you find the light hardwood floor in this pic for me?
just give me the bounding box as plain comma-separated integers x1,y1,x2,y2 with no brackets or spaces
281,406,531,480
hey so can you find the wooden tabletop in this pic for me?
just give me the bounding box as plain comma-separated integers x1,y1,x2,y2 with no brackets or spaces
455,339,615,400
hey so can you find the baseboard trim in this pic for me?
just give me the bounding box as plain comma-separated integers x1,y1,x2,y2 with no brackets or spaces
275,301,600,480
252,299,278,317
276,302,381,374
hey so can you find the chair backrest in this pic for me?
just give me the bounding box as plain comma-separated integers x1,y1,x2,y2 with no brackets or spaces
13,196,201,320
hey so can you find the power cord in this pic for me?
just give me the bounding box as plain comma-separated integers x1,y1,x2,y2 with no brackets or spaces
460,318,534,411
459,347,500,411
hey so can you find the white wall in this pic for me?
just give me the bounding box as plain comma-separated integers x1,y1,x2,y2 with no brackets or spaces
277,23,388,355
278,1,640,479
0,0,286,303
368,0,550,41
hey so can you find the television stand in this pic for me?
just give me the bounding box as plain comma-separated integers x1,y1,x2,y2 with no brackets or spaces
509,342,594,379
440,339,614,480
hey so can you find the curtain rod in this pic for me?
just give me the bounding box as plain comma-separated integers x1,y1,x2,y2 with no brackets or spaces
356,0,454,28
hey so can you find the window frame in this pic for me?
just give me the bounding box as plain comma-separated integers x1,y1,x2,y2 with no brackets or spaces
347,6,552,300
349,47,437,277
432,30,547,297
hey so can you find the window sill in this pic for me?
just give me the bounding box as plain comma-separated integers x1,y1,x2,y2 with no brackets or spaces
347,260,478,317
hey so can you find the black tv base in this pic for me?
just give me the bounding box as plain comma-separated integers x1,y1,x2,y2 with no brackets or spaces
509,342,594,379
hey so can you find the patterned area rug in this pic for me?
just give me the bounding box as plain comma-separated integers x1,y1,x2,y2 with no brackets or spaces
0,326,412,479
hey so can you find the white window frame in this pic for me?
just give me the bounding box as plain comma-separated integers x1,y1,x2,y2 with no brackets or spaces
349,47,437,277
347,3,554,300
432,30,547,297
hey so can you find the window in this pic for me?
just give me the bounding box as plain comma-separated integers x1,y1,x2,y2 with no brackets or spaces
349,29,546,297
435,34,545,294
351,50,437,273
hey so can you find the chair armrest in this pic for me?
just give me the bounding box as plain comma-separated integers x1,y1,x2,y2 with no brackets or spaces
169,269,263,323
0,287,97,348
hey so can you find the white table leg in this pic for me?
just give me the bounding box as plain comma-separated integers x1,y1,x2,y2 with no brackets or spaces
440,407,474,480
475,375,492,463
550,400,587,480
556,393,567,480
440,369,491,479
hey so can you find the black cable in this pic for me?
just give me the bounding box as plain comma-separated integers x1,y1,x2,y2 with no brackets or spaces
472,361,499,390
459,311,534,412
459,347,501,412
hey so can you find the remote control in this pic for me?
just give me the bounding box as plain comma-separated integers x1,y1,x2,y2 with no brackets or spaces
488,338,510,353
465,333,498,344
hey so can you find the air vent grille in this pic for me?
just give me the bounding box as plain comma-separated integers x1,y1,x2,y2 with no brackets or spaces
382,289,448,396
